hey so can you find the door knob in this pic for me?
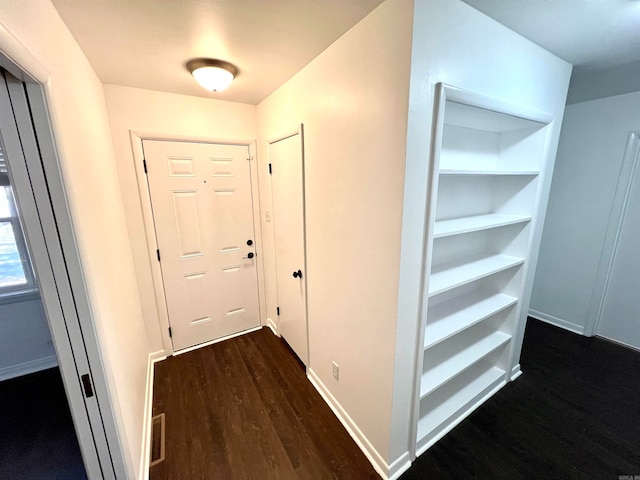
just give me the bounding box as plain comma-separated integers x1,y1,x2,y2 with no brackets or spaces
292,269,302,279
243,252,255,259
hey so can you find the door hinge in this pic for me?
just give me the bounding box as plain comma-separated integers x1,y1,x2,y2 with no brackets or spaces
168,327,172,338
246,155,253,161
276,307,280,316
143,158,148,174
156,249,161,261
80,373,94,398
268,163,272,174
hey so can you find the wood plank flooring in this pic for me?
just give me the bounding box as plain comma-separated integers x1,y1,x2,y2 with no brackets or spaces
400,318,640,479
151,328,379,479
152,319,640,479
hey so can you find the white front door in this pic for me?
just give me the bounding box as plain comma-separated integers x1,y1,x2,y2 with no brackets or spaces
143,140,260,351
270,130,309,365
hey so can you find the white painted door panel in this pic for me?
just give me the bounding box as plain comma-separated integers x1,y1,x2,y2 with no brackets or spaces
597,156,640,350
270,132,308,365
143,140,259,351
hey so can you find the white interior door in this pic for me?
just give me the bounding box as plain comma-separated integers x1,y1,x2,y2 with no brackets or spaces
597,148,640,350
143,140,260,351
270,130,309,365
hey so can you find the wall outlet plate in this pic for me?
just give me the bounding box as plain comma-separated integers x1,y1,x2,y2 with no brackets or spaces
332,361,339,381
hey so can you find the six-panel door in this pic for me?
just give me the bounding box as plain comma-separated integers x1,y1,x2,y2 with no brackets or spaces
143,140,260,351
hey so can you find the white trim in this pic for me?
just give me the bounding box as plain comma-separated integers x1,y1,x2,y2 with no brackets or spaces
597,334,640,353
0,355,58,382
172,326,262,356
129,131,266,356
266,317,279,336
140,350,165,480
528,310,586,335
0,22,49,84
307,368,392,479
585,131,640,337
510,364,522,381
388,452,412,480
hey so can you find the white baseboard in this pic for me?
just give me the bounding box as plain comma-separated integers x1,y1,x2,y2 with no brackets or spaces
511,364,522,381
307,368,393,479
266,317,279,336
529,310,585,335
388,452,412,480
140,350,166,480
0,355,58,382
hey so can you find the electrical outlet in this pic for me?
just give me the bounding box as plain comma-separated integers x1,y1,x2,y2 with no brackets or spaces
332,361,339,381
265,209,271,222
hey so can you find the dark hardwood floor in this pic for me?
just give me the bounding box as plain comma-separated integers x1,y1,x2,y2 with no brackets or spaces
152,319,640,479
0,367,87,479
400,318,640,479
151,328,379,479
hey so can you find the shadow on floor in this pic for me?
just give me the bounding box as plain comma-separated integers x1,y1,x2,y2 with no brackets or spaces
0,367,87,480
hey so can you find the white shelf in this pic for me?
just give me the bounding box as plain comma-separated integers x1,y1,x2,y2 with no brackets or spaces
439,169,539,176
429,253,524,297
420,328,511,398
444,100,546,133
417,364,506,443
425,291,517,349
434,213,531,238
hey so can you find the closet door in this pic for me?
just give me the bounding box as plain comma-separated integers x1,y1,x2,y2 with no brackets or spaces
597,156,640,350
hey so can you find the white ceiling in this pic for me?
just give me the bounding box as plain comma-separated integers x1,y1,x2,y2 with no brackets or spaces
52,0,640,105
461,0,640,72
51,0,384,105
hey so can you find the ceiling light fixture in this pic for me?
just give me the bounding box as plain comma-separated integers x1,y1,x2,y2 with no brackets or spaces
187,58,238,92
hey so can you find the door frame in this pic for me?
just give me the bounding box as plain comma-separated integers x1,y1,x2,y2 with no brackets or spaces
0,28,127,479
130,131,266,355
585,130,640,337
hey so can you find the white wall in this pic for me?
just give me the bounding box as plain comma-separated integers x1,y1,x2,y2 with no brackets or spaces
392,0,571,470
567,60,640,105
103,85,257,353
0,3,149,477
0,297,57,381
256,0,413,473
531,90,640,334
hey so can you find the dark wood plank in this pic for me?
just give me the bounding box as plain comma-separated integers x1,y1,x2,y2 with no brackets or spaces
400,318,640,480
151,328,379,479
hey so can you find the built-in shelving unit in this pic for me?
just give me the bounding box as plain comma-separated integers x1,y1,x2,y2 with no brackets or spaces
414,84,553,456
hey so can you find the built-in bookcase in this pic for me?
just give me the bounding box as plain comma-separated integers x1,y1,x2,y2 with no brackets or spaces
415,84,553,455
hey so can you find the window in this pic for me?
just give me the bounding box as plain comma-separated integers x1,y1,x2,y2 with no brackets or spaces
0,149,36,295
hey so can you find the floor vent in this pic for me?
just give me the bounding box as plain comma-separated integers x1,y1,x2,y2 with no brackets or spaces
150,413,165,466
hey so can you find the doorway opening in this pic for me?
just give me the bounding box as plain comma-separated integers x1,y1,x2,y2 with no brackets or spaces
0,145,86,478
0,67,126,477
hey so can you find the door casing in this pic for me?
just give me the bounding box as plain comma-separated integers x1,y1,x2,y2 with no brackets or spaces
0,36,127,479
130,131,266,355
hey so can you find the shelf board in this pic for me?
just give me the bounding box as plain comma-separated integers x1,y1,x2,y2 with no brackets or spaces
439,169,539,176
420,328,511,398
434,213,531,238
425,291,517,349
429,253,524,297
416,364,506,446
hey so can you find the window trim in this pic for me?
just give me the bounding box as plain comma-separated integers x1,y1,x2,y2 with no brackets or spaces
0,183,38,297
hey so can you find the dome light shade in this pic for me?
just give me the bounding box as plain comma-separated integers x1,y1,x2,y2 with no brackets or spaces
187,59,238,92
